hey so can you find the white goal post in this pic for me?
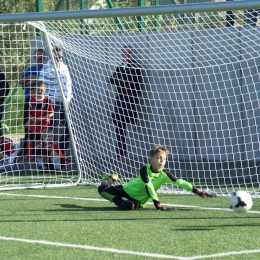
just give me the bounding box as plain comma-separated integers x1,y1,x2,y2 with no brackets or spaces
0,1,260,195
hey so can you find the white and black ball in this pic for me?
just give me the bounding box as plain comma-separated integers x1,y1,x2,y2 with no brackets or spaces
229,190,253,214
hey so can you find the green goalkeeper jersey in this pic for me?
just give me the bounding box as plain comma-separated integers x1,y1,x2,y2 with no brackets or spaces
123,164,193,207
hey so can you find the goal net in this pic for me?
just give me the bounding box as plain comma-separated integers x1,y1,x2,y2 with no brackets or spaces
1,2,260,195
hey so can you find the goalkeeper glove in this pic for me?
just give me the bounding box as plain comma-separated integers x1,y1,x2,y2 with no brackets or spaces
192,187,217,198
153,200,174,211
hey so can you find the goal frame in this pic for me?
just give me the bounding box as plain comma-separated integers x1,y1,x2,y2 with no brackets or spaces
0,1,260,23
0,0,260,192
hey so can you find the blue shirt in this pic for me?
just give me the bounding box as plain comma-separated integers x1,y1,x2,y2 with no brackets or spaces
38,60,72,103
22,65,43,99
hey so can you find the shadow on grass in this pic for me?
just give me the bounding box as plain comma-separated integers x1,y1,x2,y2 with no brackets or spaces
3,214,260,225
173,228,215,231
48,204,259,220
3,204,260,224
56,203,119,211
53,203,172,212
173,222,260,230
55,204,196,212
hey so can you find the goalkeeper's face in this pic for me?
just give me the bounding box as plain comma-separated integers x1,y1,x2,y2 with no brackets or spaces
149,151,167,172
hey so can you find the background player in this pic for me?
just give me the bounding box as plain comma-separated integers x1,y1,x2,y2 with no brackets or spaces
21,82,37,156
19,48,45,155
108,46,142,158
24,81,54,159
98,145,216,210
35,127,65,171
0,129,17,171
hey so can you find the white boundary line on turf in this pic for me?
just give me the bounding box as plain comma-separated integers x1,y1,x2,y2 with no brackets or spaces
0,236,185,260
0,235,260,260
0,192,259,214
186,249,260,260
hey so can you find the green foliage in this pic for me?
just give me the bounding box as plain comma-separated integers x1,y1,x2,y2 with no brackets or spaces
0,0,36,14
0,24,33,80
4,84,25,134
0,23,34,135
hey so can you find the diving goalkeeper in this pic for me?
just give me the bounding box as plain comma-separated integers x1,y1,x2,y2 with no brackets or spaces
98,145,216,210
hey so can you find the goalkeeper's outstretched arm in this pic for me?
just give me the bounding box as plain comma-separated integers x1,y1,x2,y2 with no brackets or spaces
164,171,217,198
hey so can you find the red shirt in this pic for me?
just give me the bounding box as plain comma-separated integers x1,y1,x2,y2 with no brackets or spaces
28,96,54,133
40,141,65,165
0,138,14,156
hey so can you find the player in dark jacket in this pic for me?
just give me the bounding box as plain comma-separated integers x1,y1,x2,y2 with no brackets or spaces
98,145,216,210
0,70,10,128
108,46,143,157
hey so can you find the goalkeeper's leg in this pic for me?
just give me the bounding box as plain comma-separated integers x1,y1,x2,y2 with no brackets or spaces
98,178,139,210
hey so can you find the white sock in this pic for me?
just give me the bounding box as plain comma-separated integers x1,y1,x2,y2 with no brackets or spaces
51,157,61,170
36,158,47,169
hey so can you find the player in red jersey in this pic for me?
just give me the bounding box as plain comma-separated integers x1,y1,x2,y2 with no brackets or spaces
35,127,65,171
0,129,17,170
21,82,37,156
24,81,54,160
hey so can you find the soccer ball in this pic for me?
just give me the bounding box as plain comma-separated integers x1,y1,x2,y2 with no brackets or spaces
229,191,253,214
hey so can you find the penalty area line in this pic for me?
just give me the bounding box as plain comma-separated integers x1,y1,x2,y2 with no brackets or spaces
0,192,259,214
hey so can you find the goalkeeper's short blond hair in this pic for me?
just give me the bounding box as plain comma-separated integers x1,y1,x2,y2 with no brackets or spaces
149,145,169,157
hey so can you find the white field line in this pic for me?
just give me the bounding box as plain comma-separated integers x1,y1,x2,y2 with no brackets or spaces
0,236,184,260
0,192,259,214
186,249,260,260
0,235,260,260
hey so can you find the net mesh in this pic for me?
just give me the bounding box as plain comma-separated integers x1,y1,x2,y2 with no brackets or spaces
0,7,260,194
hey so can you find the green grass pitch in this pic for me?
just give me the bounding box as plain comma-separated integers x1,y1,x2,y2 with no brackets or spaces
0,186,259,260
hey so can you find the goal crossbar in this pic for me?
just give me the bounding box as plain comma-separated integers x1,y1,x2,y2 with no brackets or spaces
0,1,259,23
